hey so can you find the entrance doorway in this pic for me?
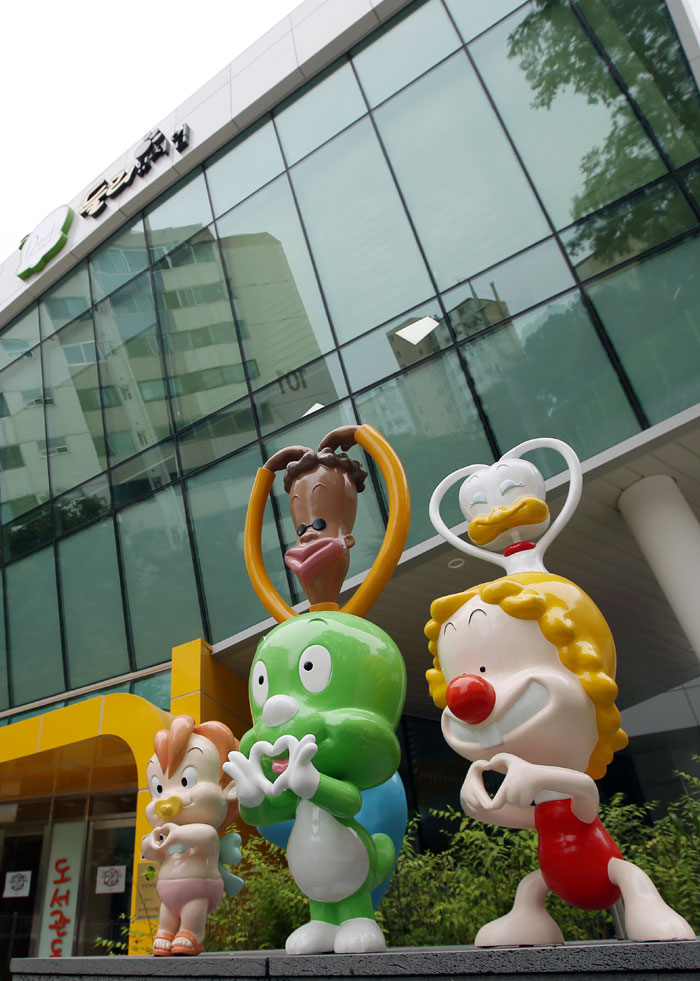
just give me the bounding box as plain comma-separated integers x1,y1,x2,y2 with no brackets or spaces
0,833,44,979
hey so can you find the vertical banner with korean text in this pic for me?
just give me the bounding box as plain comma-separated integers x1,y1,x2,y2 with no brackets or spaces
37,822,87,957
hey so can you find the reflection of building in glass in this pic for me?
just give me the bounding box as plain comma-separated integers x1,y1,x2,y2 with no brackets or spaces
0,0,698,958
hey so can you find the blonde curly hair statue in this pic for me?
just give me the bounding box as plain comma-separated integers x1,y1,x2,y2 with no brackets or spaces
425,572,628,780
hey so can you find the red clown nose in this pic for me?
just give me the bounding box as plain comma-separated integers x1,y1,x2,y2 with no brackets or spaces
446,674,496,725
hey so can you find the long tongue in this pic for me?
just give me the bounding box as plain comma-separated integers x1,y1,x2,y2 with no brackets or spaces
272,759,289,774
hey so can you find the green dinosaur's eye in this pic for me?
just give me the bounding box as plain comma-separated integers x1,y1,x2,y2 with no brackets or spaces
298,645,332,694
252,660,269,706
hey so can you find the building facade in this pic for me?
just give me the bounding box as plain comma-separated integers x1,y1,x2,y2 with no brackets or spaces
0,0,699,961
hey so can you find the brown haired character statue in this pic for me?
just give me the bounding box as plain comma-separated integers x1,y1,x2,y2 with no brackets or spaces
245,424,410,618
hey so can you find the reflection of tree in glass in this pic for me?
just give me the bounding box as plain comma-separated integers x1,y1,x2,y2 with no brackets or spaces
507,0,700,261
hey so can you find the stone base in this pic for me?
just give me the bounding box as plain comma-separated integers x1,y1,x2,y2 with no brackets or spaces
11,939,700,981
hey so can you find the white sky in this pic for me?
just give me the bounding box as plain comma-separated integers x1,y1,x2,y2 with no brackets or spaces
3,0,700,265
0,0,301,262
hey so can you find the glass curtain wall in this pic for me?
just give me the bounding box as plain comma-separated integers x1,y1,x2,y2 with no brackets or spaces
0,0,698,716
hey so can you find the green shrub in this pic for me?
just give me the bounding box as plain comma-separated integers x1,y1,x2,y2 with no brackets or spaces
204,776,700,951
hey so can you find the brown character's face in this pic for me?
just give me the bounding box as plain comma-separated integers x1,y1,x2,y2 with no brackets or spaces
284,465,358,606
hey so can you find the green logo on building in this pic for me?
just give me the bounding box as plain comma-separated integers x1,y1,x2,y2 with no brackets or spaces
16,205,74,281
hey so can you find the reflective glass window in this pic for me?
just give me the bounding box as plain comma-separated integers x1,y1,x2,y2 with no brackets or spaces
444,0,526,42
375,51,550,290
188,446,293,639
579,0,700,167
133,671,171,709
290,118,433,342
0,576,8,710
342,299,451,391
40,263,91,339
463,293,640,473
94,272,171,465
443,238,574,340
471,2,667,228
0,307,39,366
276,63,366,164
145,171,212,262
90,218,148,302
59,519,130,689
117,485,202,667
218,175,334,389
254,353,347,437
7,546,64,704
112,440,179,509
43,317,107,496
263,400,385,587
153,228,246,428
354,0,460,107
561,178,698,279
2,505,53,562
586,234,700,425
0,353,50,523
178,397,257,475
355,350,493,546
683,161,700,208
206,120,285,218
54,476,111,536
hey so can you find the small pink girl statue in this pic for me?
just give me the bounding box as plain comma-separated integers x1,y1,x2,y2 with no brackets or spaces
142,715,242,956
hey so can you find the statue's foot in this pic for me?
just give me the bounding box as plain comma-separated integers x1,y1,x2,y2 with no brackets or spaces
334,917,386,953
608,859,696,941
285,920,338,955
475,909,564,947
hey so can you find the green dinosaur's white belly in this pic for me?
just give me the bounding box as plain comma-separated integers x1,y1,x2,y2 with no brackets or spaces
287,799,369,902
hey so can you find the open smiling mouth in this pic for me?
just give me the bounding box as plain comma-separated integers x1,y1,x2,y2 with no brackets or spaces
444,681,549,750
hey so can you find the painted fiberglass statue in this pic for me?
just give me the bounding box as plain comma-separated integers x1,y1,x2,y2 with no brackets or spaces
224,424,409,954
426,437,694,945
142,716,243,956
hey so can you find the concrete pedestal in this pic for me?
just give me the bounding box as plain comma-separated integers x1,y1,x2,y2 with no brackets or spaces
11,940,700,981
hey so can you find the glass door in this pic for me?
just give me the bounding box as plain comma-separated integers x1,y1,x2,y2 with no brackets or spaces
0,833,45,979
79,820,134,955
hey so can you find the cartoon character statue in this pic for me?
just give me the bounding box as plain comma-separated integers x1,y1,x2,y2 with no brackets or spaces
425,438,695,945
233,424,410,953
143,715,244,956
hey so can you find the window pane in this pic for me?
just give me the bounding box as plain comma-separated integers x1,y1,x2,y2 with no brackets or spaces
0,307,39,366
0,576,8,710
0,354,50,523
40,263,91,339
579,0,700,166
90,218,148,302
290,118,433,342
153,228,246,427
276,63,366,164
376,52,551,289
586,235,700,425
59,519,130,688
263,400,385,587
7,547,64,704
444,0,525,42
94,272,171,465
178,397,257,475
117,486,202,668
133,671,171,710
3,505,53,562
254,353,347,437
443,238,574,340
145,171,212,262
561,178,698,279
471,2,667,228
342,299,452,391
188,446,293,640
55,476,111,536
111,440,179,509
356,350,493,547
464,293,640,473
218,175,334,389
354,0,460,107
206,120,285,218
683,161,700,208
43,317,108,495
